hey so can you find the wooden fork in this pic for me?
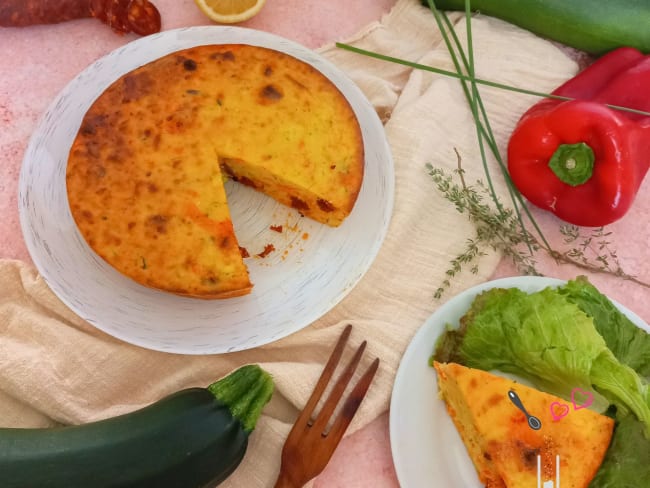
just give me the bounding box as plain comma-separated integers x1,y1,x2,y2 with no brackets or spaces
274,324,380,488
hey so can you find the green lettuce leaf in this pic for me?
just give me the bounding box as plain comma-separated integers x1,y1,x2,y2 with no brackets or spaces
553,278,650,487
433,285,650,436
589,411,650,488
559,277,650,379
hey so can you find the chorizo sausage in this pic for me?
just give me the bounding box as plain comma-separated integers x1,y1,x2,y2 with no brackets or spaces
0,0,91,26
0,0,161,36
90,0,161,36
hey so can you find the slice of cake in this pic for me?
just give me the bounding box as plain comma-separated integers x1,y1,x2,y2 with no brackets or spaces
66,44,364,298
433,361,614,488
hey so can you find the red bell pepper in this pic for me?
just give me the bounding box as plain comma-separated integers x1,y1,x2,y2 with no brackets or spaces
507,47,650,227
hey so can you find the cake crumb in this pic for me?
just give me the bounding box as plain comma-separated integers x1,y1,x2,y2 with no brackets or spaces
257,244,275,258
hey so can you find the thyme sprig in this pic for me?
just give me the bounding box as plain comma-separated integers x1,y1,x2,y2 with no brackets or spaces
336,0,649,297
429,152,650,299
427,151,540,299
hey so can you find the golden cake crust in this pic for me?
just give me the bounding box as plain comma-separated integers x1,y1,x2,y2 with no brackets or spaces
66,44,364,298
434,361,614,488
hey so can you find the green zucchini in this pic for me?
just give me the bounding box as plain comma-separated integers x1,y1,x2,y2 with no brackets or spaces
0,364,274,488
423,0,650,55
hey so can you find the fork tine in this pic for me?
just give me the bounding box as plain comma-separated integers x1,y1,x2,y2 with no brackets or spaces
293,324,352,427
311,339,367,433
275,327,380,488
325,357,380,446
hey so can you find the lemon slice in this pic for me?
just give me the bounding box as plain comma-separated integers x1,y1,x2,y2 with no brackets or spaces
194,0,267,24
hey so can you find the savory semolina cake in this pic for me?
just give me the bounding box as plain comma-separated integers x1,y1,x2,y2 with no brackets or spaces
66,44,364,298
433,362,614,488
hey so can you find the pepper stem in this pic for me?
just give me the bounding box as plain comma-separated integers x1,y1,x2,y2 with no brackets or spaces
548,142,595,186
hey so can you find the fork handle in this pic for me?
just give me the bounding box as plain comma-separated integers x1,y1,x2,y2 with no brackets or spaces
274,471,299,488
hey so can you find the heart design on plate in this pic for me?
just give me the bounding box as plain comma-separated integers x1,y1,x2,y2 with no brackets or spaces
550,401,570,421
571,387,594,410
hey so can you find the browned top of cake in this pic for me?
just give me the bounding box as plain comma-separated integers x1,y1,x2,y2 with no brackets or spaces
66,44,363,298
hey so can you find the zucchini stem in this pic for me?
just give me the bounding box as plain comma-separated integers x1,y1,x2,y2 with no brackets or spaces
208,364,274,433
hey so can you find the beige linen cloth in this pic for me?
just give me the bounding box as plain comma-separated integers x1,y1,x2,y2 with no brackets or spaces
0,0,578,486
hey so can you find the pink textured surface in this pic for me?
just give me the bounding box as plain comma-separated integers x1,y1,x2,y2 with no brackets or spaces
1,1,649,487
492,194,650,322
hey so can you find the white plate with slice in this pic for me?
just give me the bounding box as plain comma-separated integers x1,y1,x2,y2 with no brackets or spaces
18,26,394,354
389,276,649,487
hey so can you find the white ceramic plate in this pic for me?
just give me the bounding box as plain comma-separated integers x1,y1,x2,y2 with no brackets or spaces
389,276,649,487
18,27,394,354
